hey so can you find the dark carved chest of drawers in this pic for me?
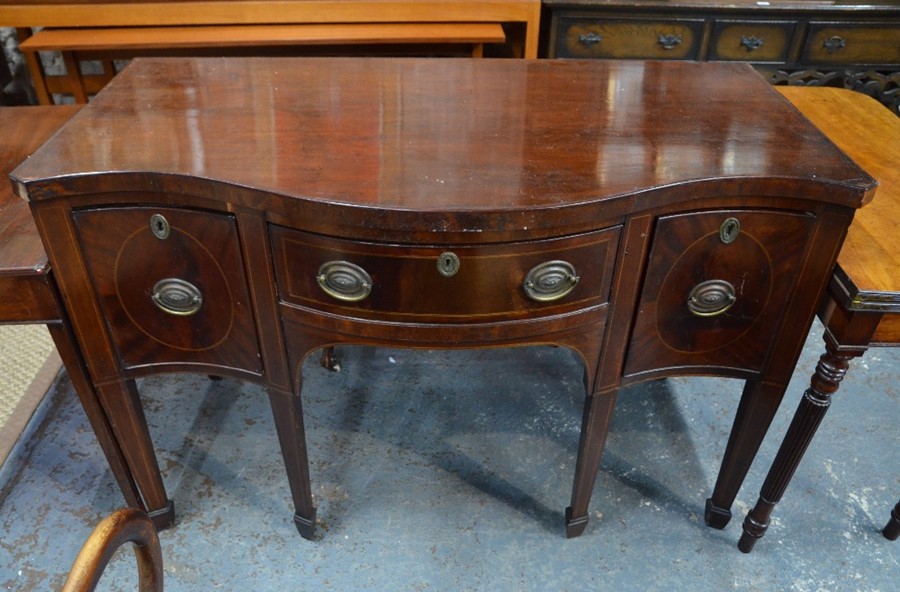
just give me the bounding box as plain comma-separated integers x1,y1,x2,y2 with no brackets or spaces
543,0,900,114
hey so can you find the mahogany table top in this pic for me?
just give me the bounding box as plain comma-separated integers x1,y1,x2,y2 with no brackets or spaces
0,106,80,276
14,58,874,244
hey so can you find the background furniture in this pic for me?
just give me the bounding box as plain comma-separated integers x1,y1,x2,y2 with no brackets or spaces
737,86,900,552
542,0,900,114
19,22,507,104
2,0,539,103
12,58,873,541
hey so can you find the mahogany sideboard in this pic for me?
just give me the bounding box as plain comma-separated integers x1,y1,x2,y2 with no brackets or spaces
542,0,900,114
11,57,875,540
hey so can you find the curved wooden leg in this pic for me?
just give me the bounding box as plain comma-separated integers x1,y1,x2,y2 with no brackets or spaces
566,388,618,538
738,339,861,552
882,500,900,541
268,388,316,540
705,378,787,529
62,508,162,592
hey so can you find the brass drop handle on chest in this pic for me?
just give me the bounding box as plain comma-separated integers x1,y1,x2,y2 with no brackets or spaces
740,35,765,52
523,260,580,302
823,35,847,54
578,32,603,46
317,261,373,302
658,34,683,50
152,278,203,316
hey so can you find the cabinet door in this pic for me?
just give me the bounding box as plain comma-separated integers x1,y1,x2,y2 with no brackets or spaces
73,206,262,376
623,209,815,379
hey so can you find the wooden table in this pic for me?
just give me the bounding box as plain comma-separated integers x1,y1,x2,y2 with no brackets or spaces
738,86,900,552
0,105,150,510
11,58,874,540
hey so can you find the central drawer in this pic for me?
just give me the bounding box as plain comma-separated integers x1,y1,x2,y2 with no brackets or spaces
271,226,621,323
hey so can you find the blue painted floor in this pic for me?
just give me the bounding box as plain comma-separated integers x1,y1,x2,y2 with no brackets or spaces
1,320,897,590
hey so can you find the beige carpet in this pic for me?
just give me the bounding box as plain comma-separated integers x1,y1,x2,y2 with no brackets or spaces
0,324,62,467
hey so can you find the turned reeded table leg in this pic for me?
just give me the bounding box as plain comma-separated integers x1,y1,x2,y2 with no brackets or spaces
738,335,866,552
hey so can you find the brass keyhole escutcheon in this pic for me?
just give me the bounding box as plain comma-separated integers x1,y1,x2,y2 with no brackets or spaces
150,214,170,240
720,217,740,244
437,252,460,277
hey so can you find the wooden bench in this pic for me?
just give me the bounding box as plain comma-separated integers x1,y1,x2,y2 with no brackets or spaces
738,87,900,552
19,23,508,104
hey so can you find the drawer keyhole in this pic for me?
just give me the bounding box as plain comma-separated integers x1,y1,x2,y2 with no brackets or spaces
150,214,170,240
437,252,461,277
720,217,741,244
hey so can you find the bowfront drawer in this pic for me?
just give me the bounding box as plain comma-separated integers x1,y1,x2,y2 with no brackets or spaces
623,209,816,378
803,23,900,66
709,20,796,63
72,206,262,375
271,226,621,323
555,17,703,60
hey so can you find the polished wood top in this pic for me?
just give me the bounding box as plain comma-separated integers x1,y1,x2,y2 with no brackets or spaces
778,86,900,310
14,58,873,242
0,106,80,276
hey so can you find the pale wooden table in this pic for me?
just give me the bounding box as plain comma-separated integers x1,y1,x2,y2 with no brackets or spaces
739,86,900,552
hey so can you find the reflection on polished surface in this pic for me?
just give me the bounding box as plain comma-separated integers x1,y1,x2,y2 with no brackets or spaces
17,58,864,216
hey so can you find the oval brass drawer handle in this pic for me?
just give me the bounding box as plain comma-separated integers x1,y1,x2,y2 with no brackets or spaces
523,260,580,302
687,279,736,317
152,278,203,316
317,261,372,302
